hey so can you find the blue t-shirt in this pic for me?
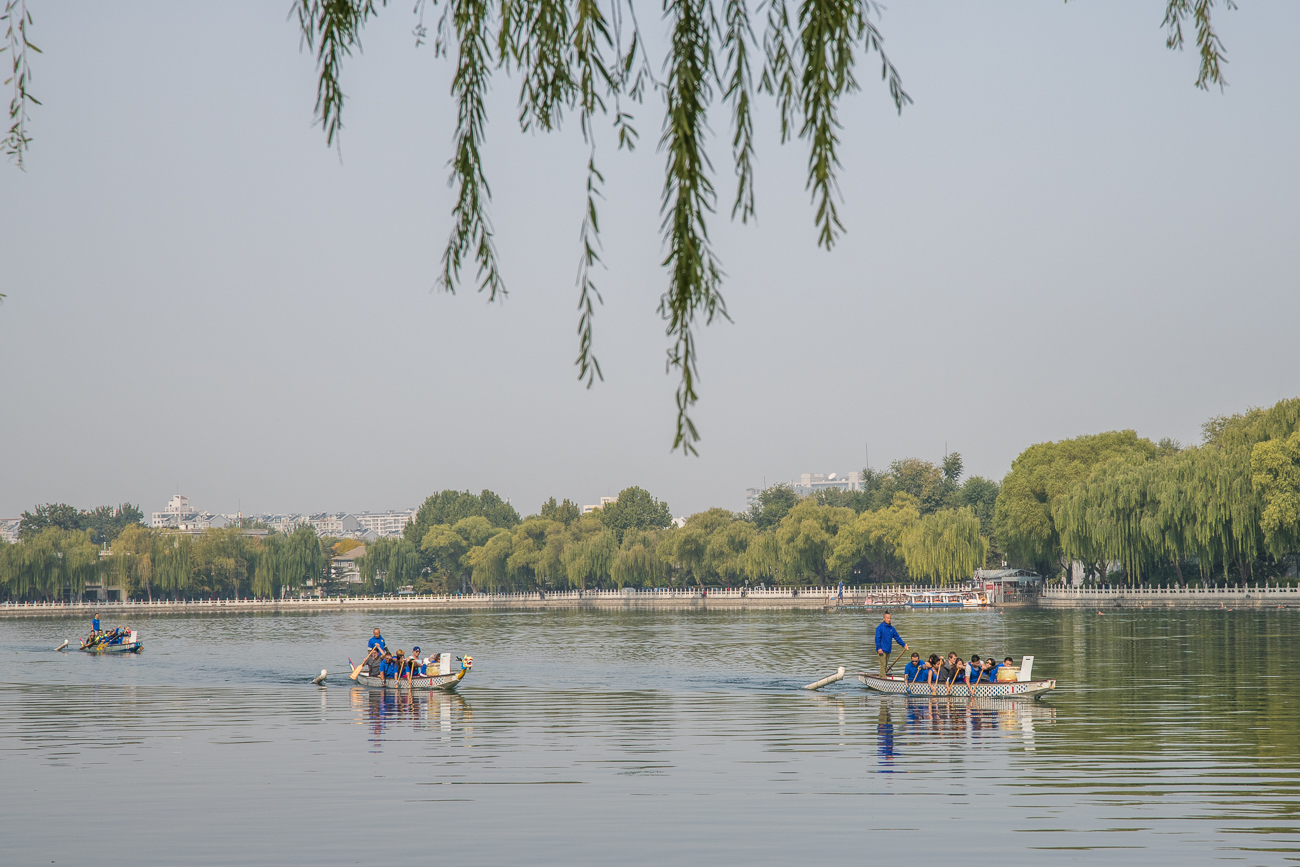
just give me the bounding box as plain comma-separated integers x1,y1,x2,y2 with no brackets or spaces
903,661,922,682
92,617,100,631
368,635,386,652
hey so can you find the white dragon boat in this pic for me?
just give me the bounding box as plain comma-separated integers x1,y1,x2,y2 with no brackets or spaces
79,631,143,654
859,655,1055,699
353,654,472,692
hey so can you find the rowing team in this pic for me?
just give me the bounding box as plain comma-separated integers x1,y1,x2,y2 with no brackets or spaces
85,627,133,647
904,652,1017,686
359,645,439,683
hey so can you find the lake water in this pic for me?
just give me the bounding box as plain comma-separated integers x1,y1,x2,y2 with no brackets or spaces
2,607,1298,866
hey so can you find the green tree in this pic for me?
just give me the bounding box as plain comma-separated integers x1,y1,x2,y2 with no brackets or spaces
539,497,581,527
82,504,145,545
597,486,673,543
1252,431,1300,559
898,507,987,586
994,430,1157,578
18,503,84,539
405,489,520,547
361,536,423,592
748,485,797,530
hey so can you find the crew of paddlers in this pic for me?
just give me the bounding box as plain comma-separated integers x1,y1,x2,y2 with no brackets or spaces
84,625,134,648
903,652,1019,687
358,628,443,685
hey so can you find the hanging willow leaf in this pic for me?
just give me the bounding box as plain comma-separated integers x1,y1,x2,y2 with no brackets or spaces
6,1,1240,452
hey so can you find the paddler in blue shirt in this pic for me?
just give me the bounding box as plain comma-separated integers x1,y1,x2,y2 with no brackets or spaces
903,652,924,683
362,628,387,671
410,646,424,677
875,612,908,676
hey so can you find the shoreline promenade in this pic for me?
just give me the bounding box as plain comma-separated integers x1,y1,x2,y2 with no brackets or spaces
3,583,1298,617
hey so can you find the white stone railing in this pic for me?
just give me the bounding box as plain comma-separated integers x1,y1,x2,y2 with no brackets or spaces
0,583,967,610
1041,583,1299,598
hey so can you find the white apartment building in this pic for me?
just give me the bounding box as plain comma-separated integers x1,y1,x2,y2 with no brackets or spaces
792,472,862,497
308,513,360,537
747,472,863,508
151,494,231,531
0,518,21,544
354,510,416,537
582,497,617,515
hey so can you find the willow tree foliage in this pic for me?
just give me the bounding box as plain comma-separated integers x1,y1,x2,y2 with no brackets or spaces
995,430,1157,578
360,536,423,591
899,506,985,586
1006,398,1300,585
1252,431,1300,558
287,0,1232,452
5,2,1237,443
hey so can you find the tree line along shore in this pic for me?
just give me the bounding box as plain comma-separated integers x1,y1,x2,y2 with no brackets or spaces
3,398,1298,603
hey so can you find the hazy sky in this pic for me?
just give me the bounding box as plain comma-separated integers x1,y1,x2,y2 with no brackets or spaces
2,2,1297,520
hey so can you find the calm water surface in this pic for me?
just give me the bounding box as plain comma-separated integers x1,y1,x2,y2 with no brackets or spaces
2,608,1298,866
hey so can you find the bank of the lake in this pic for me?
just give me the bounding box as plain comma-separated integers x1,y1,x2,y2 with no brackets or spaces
5,581,1299,619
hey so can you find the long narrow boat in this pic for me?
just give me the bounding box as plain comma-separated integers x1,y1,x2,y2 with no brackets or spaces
904,590,988,609
858,673,1055,698
859,655,1055,699
354,659,471,692
80,639,144,654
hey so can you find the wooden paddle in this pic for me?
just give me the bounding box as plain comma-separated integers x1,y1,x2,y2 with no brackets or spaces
350,648,378,680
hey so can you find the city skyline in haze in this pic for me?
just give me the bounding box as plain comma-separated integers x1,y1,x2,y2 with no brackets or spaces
2,3,1297,519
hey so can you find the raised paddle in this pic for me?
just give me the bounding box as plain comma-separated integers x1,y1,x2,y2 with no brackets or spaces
55,640,69,652
350,648,378,680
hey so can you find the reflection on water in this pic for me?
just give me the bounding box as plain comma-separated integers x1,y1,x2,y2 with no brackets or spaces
351,686,471,750
1,608,1298,866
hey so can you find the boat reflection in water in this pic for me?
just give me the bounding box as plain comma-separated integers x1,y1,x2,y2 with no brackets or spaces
876,696,1056,768
350,687,472,752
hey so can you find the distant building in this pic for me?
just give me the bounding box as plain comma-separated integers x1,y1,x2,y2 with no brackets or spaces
263,514,309,535
308,513,360,537
582,497,617,515
792,472,862,498
0,518,20,544
354,510,416,537
747,471,863,510
151,494,231,531
331,545,367,585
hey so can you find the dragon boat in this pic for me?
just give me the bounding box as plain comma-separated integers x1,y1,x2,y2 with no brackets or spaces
80,631,143,654
353,654,471,692
859,655,1055,699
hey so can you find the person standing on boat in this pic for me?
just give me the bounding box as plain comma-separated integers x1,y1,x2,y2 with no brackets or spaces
92,615,100,635
875,612,908,676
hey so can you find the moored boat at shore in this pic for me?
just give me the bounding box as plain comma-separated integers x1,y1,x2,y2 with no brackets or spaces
904,590,988,609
